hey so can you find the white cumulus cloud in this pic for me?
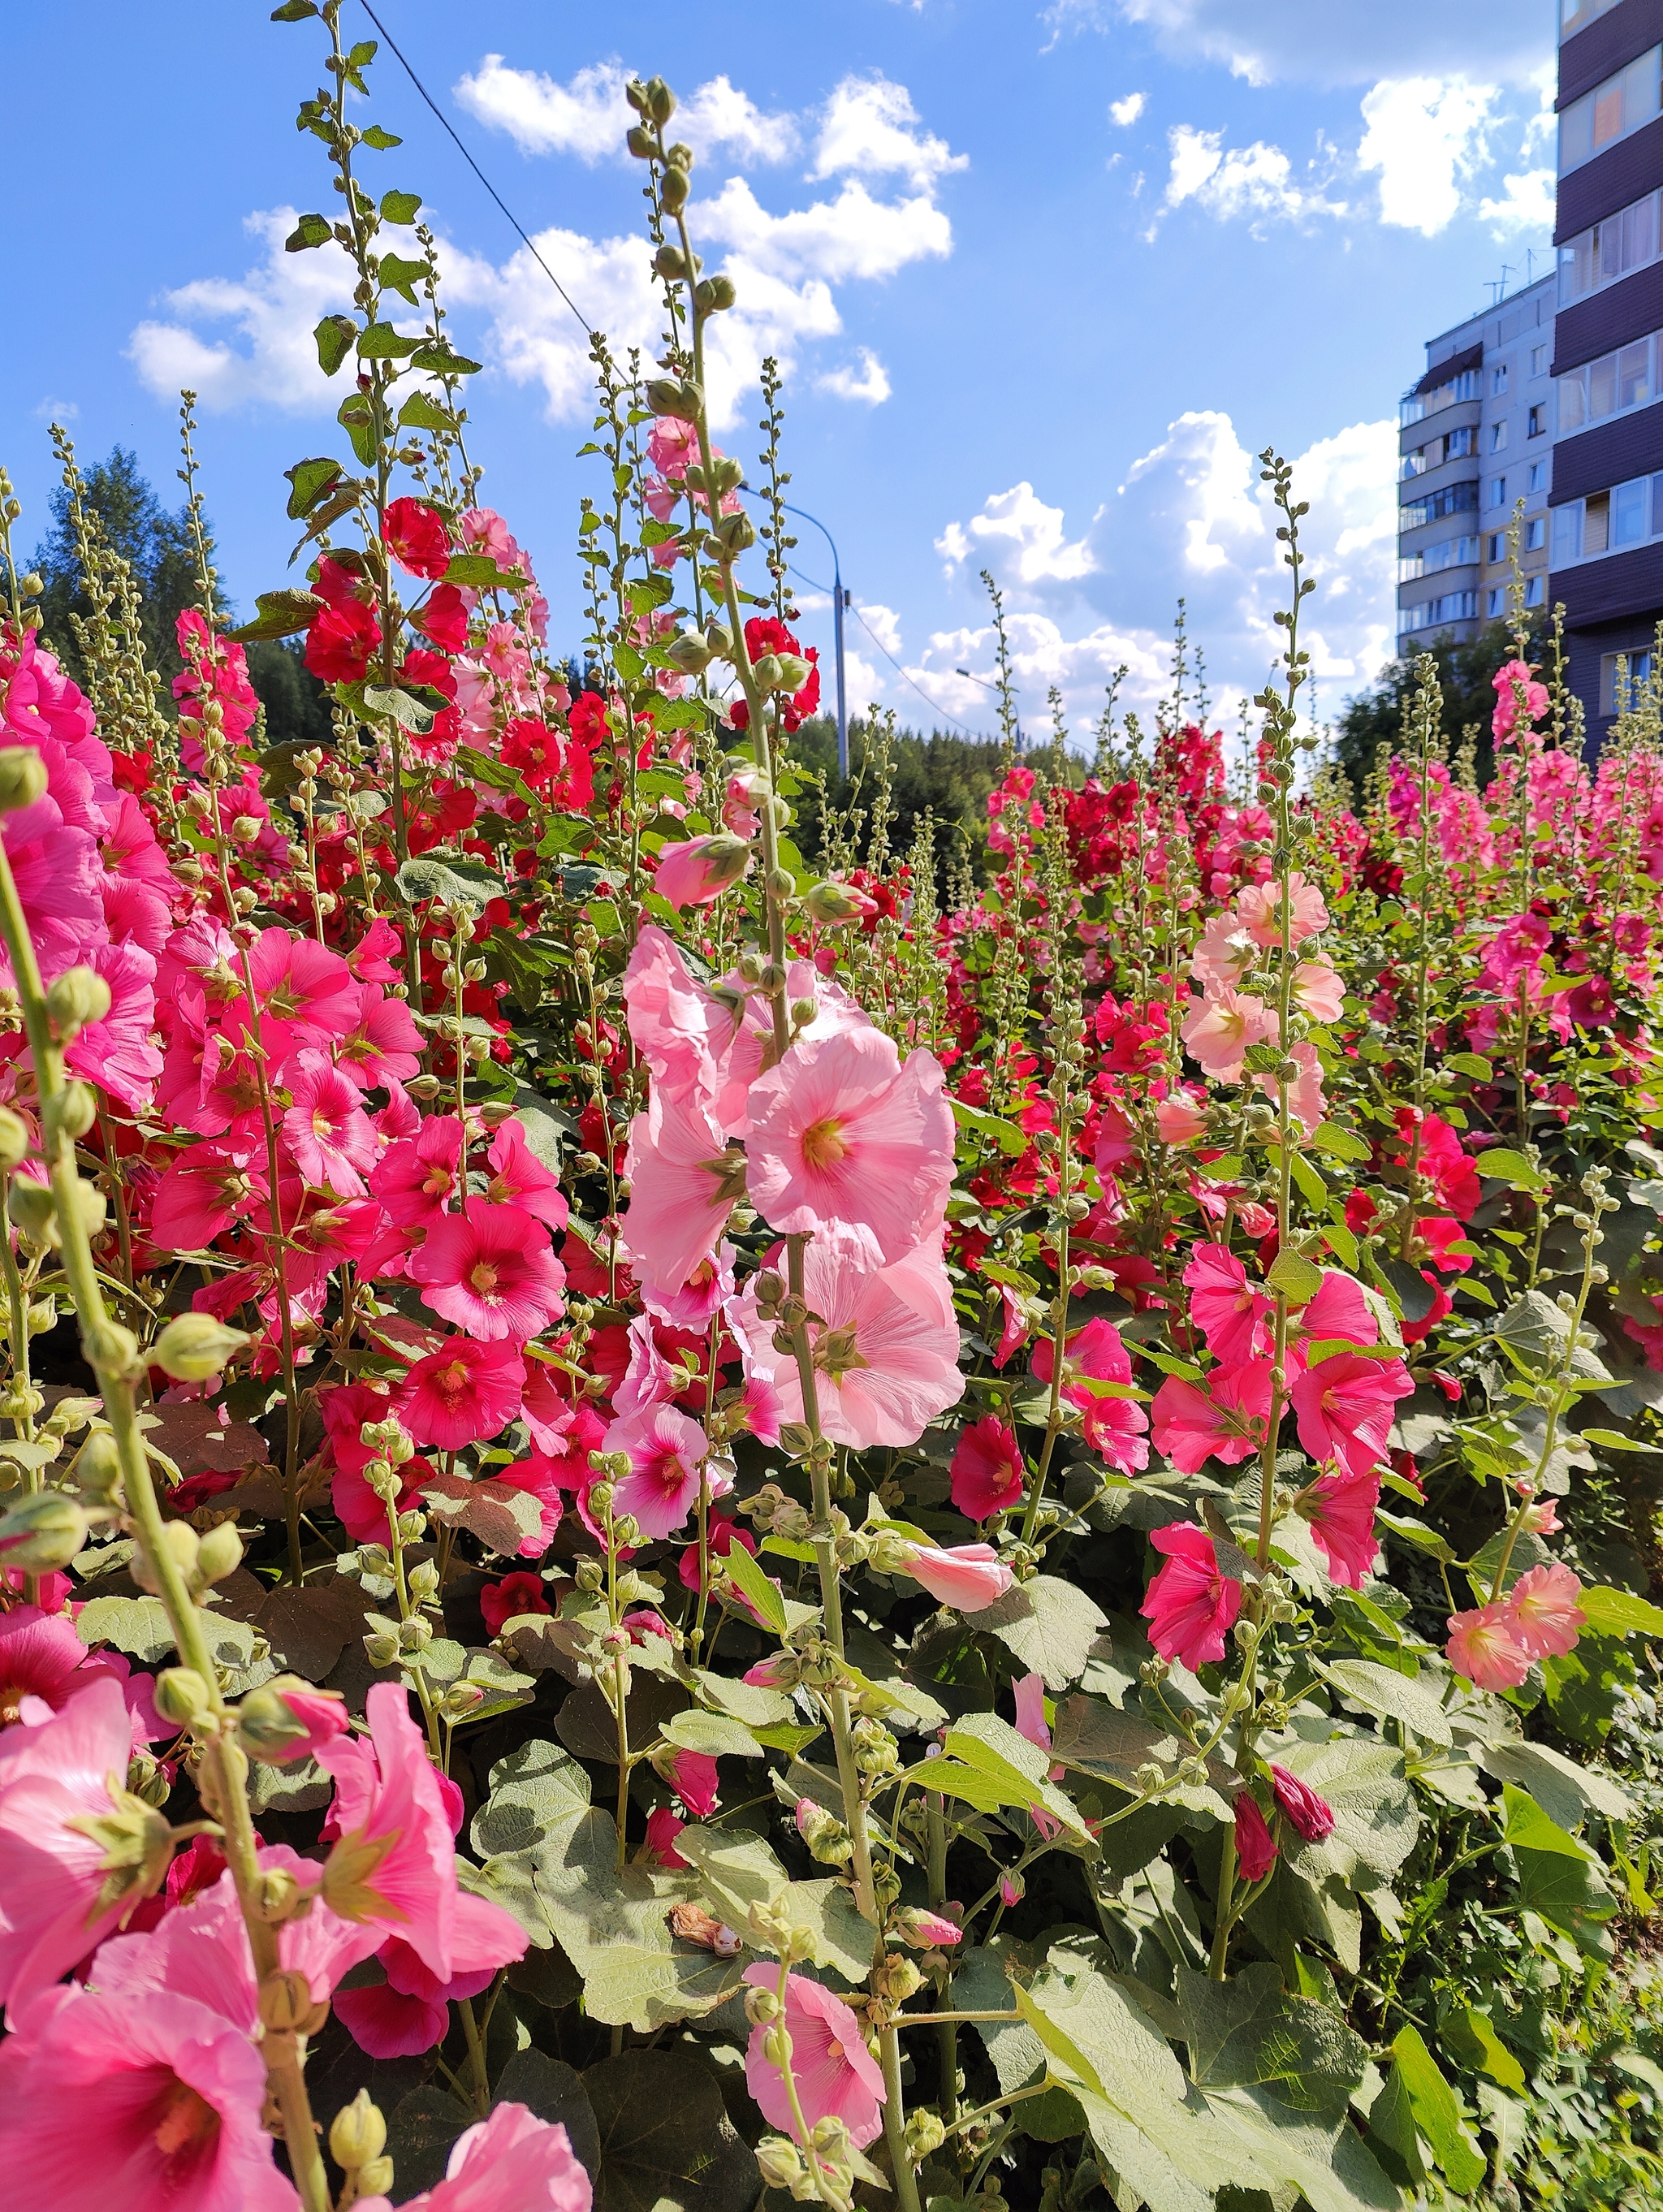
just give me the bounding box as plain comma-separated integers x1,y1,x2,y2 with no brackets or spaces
1357,77,1495,235
1160,124,1346,229
810,74,968,191
1479,168,1557,240
455,57,795,166
1109,91,1147,127
817,348,892,404
936,482,1099,585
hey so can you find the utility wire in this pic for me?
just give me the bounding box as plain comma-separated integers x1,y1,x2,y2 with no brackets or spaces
788,561,987,741
356,0,595,335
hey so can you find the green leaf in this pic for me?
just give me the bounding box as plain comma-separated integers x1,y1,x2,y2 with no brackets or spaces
470,1737,591,1860
76,1592,175,1664
396,391,453,432
227,586,323,642
1388,2027,1486,2193
409,339,483,375
672,1825,873,1977
971,1574,1108,1691
377,253,430,304
488,2051,599,2179
1446,2003,1527,2092
361,123,403,149
581,2050,760,2212
943,1712,1091,1837
951,1942,1086,2143
951,1100,1030,1156
1503,1786,1615,1951
1581,1426,1663,1453
1579,1582,1663,1636
283,456,343,520
1268,1248,1325,1303
659,1708,762,1761
1168,1962,1368,2104
444,552,514,587
1271,1735,1420,1888
1323,1219,1361,1272
1323,1657,1454,1746
381,188,422,224
285,211,333,252
270,1,317,18
719,1536,786,1633
1288,1148,1330,1210
1446,1052,1492,1079
1475,1737,1632,1827
313,313,357,376
419,1470,542,1557
357,322,421,360
1475,1147,1548,1192
1313,1121,1371,1162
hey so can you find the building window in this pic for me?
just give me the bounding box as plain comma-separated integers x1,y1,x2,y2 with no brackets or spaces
1563,0,1621,35
1531,344,1549,377
1553,470,1663,565
1487,531,1505,563
1400,480,1482,534
1561,48,1663,174
1489,477,1508,508
1560,189,1663,309
1487,586,1506,617
1558,331,1660,434
1601,649,1657,714
1490,421,1509,452
1524,516,1546,551
1445,426,1476,460
1492,363,1510,395
1527,404,1546,438
1524,575,1545,607
1398,590,1477,636
1399,368,1482,426
1527,460,1547,492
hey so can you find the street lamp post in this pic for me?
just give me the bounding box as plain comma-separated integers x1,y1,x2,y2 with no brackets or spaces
741,490,851,779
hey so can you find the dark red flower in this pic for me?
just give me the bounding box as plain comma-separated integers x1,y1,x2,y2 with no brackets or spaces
413,581,468,654
306,598,382,684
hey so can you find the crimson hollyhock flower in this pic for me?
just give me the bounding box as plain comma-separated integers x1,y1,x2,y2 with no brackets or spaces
479,1571,553,1639
1268,1764,1337,1843
414,580,469,652
371,1114,465,1227
408,1196,566,1341
501,718,564,791
382,495,452,581
677,1512,757,1591
1233,1792,1278,1881
641,1805,689,1869
1289,1353,1413,1482
305,595,382,682
1140,1522,1242,1670
950,1415,1025,1520
1298,1465,1380,1590
663,1748,720,1817
1150,1362,1272,1473
400,1338,526,1450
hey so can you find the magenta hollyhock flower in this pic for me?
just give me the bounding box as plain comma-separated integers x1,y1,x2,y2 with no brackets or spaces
641,1242,736,1329
0,1678,170,2010
653,833,753,909
736,1237,963,1450
1299,1466,1380,1590
370,1114,465,1227
1233,1793,1278,1881
1150,1362,1272,1474
612,1311,680,1420
480,1570,554,1639
1029,1317,1150,1473
282,1050,377,1196
1183,1244,1272,1364
400,1338,525,1450
741,1964,887,2150
316,1683,528,1983
1492,656,1549,740
246,927,360,1044
1268,1765,1337,1843
677,1513,757,1591
352,2102,592,2212
334,1899,513,2061
605,1402,710,1540
0,1982,298,2212
63,940,162,1113
1446,1601,1532,1691
1298,1271,1379,1347
486,1119,569,1232
619,1087,741,1298
641,1805,689,1869
1507,1562,1586,1661
1290,1353,1413,1480
1180,989,1277,1082
897,1541,1014,1614
408,1197,566,1341
334,983,425,1089
665,1748,720,1818
950,1415,1025,1521
148,1142,268,1251
744,1027,954,1269
1140,1523,1242,1670
891,1907,965,1949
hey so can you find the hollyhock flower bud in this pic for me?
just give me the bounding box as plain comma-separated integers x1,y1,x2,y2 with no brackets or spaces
0,1107,28,1169
332,2095,391,2181
6,1178,56,1246
0,746,49,811
153,1666,214,1729
0,1490,88,1571
44,965,111,1040
1268,1764,1336,1843
896,1540,1015,1614
999,1871,1025,1908
1233,1792,1278,1881
802,879,879,926
150,1311,251,1380
755,2137,806,2190
194,1522,244,1588
654,832,753,909
890,1907,964,1948
794,1795,853,1864
905,2110,948,2164
238,1676,351,1764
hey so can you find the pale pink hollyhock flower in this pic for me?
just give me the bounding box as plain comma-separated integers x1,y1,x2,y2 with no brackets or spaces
743,1026,954,1269
1258,1038,1325,1135
604,1402,710,1540
950,1415,1025,1521
1520,1493,1561,1535
0,1982,298,2212
1012,1672,1053,1758
619,1088,741,1298
1140,1522,1242,1670
1446,1601,1532,1691
1184,1244,1272,1364
706,957,870,1138
1150,1363,1272,1474
1291,958,1345,1022
1268,1764,1336,1842
1507,1562,1586,1661
741,1964,887,2150
1298,1467,1380,1589
654,833,752,909
665,1749,720,1818
737,1237,963,1449
399,1338,525,1450
1236,869,1328,949
1190,910,1258,991
613,1312,680,1419
0,1678,169,2009
1290,1353,1413,1481
485,1120,569,1233
408,1198,566,1341
641,1806,689,1869
1181,989,1277,1082
1233,1793,1277,1881
621,924,723,1104
1155,1093,1209,1144
316,1683,528,1982
896,1541,1014,1614
282,1050,377,1195
352,2102,592,2212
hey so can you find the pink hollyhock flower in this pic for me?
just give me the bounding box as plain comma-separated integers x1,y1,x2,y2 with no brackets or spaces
1268,1764,1337,1842
605,1402,710,1540
486,1120,569,1232
677,1513,756,1592
246,929,359,1045
1492,657,1549,741
999,1871,1025,1909
1259,1038,1325,1135
896,1541,1014,1614
283,1051,377,1196
621,924,723,1102
1298,1467,1380,1589
1184,1244,1272,1364
1298,1271,1379,1347
665,1749,720,1818
0,1603,127,1730
612,1311,680,1420
1233,1793,1278,1882
1190,911,1257,991
641,1243,736,1330
408,1198,566,1341
1029,1317,1149,1474
1150,1362,1272,1473
334,1903,509,2060
741,1964,887,2150
400,1338,525,1450
743,1027,954,1270
370,1115,464,1227
334,983,425,1089
1507,1562,1586,1661
1521,1494,1561,1535
654,833,752,908
1446,1601,1532,1691
352,2102,592,2212
0,1982,298,2212
317,1683,527,1982
1290,1353,1413,1480
619,1088,741,1298
1236,869,1328,948
382,495,452,581
1291,958,1345,1022
737,1237,963,1449
248,1679,352,1764
1181,989,1277,1082
950,1416,1025,1521
480,1571,553,1638
148,1143,268,1251
641,1806,689,1869
994,1283,1032,1367
63,940,162,1113
0,1678,170,2009
1012,1670,1052,1756
1155,1093,1210,1144
1140,1522,1242,1670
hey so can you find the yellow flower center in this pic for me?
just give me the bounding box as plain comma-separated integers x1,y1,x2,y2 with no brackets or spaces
801,1117,850,1171
469,1262,499,1298
152,2080,220,2159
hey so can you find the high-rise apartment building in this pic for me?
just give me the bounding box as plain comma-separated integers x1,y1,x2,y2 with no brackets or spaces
1550,0,1663,740
1397,278,1557,650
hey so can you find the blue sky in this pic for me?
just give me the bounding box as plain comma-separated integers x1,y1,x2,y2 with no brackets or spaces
1,0,1558,741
